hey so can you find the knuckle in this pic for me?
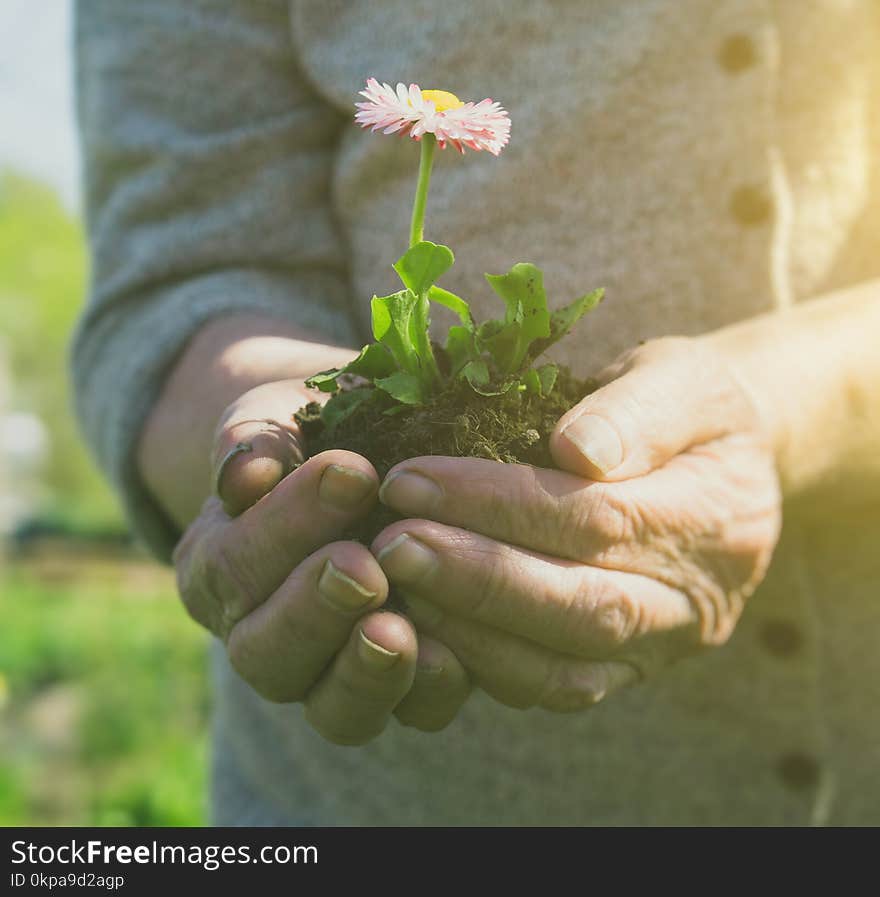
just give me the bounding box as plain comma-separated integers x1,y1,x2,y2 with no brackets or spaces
206,542,253,630
226,625,308,704
577,583,641,651
564,487,634,557
595,595,640,648
690,579,740,647
466,547,513,620
481,477,521,536
175,536,230,637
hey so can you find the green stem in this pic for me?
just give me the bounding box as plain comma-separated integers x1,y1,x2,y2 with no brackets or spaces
409,134,436,248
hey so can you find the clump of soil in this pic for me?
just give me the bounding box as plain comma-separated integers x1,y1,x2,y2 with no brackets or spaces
296,366,595,546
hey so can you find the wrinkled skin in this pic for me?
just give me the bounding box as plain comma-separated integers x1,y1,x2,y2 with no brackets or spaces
173,382,471,745
173,336,782,742
373,336,783,710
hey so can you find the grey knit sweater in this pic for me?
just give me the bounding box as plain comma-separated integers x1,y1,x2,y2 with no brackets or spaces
73,0,880,824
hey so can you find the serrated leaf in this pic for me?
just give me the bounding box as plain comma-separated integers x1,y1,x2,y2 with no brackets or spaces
483,263,551,372
374,371,425,405
444,325,479,375
305,342,398,393
428,285,474,330
394,241,454,297
477,319,505,340
528,288,604,362
370,290,420,375
320,388,374,429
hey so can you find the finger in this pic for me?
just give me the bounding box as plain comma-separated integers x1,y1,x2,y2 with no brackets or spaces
549,337,757,480
212,380,309,516
304,612,418,746
379,454,624,563
174,450,378,634
394,637,471,732
373,519,697,658
405,596,639,712
226,541,387,701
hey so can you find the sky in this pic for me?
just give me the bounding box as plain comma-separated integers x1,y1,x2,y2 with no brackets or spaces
0,0,79,209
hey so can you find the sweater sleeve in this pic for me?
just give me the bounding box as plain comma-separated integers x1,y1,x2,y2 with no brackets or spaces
71,0,357,562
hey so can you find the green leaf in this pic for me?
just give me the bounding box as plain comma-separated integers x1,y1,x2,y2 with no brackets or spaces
393,241,454,297
523,363,558,397
304,367,343,393
428,285,474,330
444,325,479,375
460,359,490,391
304,342,397,393
320,388,374,429
528,288,604,361
382,403,412,417
374,371,425,405
389,242,449,393
537,363,558,396
483,263,551,372
479,320,523,374
460,360,517,397
370,290,420,375
344,343,396,380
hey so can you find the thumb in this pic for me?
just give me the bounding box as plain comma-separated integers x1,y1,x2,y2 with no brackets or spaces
550,338,750,480
212,380,310,516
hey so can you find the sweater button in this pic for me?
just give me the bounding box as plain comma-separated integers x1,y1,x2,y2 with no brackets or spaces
729,184,773,227
776,751,821,791
759,619,803,658
717,34,757,74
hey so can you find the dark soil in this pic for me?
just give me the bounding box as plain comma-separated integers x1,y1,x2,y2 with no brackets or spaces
296,366,595,546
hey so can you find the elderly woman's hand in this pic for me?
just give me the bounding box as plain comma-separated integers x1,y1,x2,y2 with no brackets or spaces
173,380,470,744
373,337,782,711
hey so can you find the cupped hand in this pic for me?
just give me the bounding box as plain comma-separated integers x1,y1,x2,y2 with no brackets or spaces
373,337,782,712
173,379,470,744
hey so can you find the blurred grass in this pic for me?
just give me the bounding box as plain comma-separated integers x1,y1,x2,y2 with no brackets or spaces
0,170,210,825
0,556,209,825
0,170,120,530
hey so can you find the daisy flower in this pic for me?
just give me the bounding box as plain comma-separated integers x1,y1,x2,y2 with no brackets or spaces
355,78,511,155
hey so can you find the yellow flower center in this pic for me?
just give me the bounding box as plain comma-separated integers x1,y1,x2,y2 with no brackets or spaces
421,89,464,113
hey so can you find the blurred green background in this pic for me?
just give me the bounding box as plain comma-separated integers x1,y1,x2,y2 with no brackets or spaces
0,170,210,826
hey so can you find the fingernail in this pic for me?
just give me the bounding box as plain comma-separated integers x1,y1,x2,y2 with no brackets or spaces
358,629,400,671
319,464,375,510
379,470,442,515
214,441,252,495
317,560,378,612
405,594,444,628
376,534,437,583
561,414,623,474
